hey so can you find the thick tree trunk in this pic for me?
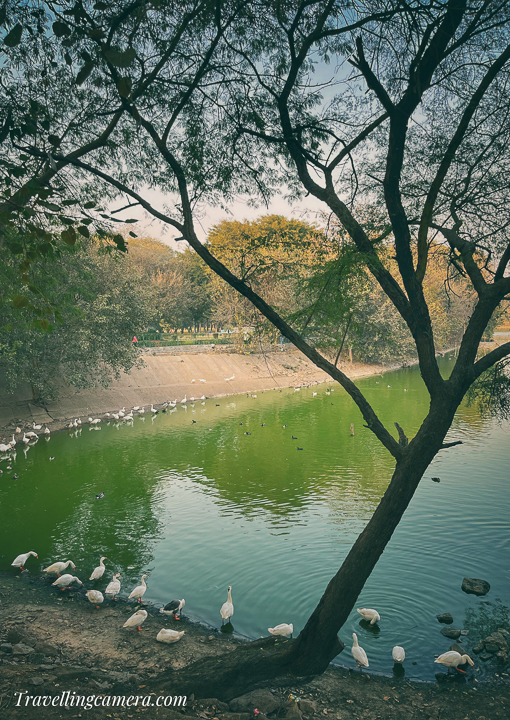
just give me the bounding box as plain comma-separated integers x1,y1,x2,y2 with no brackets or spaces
152,396,459,699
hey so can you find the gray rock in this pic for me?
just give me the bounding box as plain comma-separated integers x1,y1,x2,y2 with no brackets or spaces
298,700,317,716
34,642,58,657
484,642,499,654
496,650,508,664
7,630,23,644
472,642,485,654
12,643,35,655
0,644,13,654
461,577,490,596
284,702,303,720
485,632,509,650
440,627,461,640
436,613,454,624
30,653,46,665
29,677,45,686
196,699,230,713
479,652,493,662
229,690,279,715
497,628,509,636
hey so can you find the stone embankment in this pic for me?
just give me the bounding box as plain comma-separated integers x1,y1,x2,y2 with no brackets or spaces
0,347,385,436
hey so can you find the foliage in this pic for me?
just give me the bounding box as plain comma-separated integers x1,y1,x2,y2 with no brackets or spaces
466,358,510,422
0,233,155,401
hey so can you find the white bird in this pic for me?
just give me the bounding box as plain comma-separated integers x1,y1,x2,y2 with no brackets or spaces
25,431,38,439
434,651,475,673
156,628,185,644
52,574,83,590
351,633,369,668
132,406,140,411
85,589,104,608
129,574,149,603
138,406,145,414
22,433,30,445
392,646,405,663
357,608,380,625
88,417,101,425
199,379,206,383
0,442,13,452
105,573,122,599
180,395,187,404
43,560,76,576
220,585,234,624
150,404,158,413
33,422,42,431
268,623,293,637
123,609,147,630
191,379,196,383
44,426,50,435
160,599,185,619
11,551,38,570
89,556,107,581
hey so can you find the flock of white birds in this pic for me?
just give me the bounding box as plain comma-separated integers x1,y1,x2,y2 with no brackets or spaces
10,551,474,673
6,388,474,673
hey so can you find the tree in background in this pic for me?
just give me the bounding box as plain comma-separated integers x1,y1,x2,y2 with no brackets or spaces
0,233,155,401
206,215,326,341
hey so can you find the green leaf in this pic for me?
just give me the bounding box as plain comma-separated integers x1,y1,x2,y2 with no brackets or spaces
40,201,61,212
4,24,23,48
77,225,90,238
83,201,96,209
13,295,29,308
88,28,106,40
48,134,61,147
129,231,138,238
76,61,94,85
117,76,132,98
103,47,136,68
124,218,138,223
52,21,71,37
8,242,23,254
61,227,77,246
113,233,127,252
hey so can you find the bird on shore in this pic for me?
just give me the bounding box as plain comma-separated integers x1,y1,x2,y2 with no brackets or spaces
43,560,76,577
89,557,107,581
44,426,50,435
105,573,122,599
157,628,185,643
33,422,42,431
11,551,38,571
160,599,185,619
351,633,369,668
124,609,147,631
392,646,405,664
129,574,149,603
52,574,83,590
357,608,380,625
85,589,104,608
268,623,293,637
220,585,234,624
434,651,474,673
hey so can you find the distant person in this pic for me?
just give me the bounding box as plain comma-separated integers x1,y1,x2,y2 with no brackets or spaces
132,335,138,346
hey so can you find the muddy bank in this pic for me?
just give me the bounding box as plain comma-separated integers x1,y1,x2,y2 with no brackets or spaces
0,574,508,719
0,347,387,437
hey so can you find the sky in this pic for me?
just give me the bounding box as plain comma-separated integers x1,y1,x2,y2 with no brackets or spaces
117,186,327,251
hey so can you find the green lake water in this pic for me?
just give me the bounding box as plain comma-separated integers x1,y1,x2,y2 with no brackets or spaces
1,355,509,682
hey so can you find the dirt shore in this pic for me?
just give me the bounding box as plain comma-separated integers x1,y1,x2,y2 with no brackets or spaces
0,574,508,720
